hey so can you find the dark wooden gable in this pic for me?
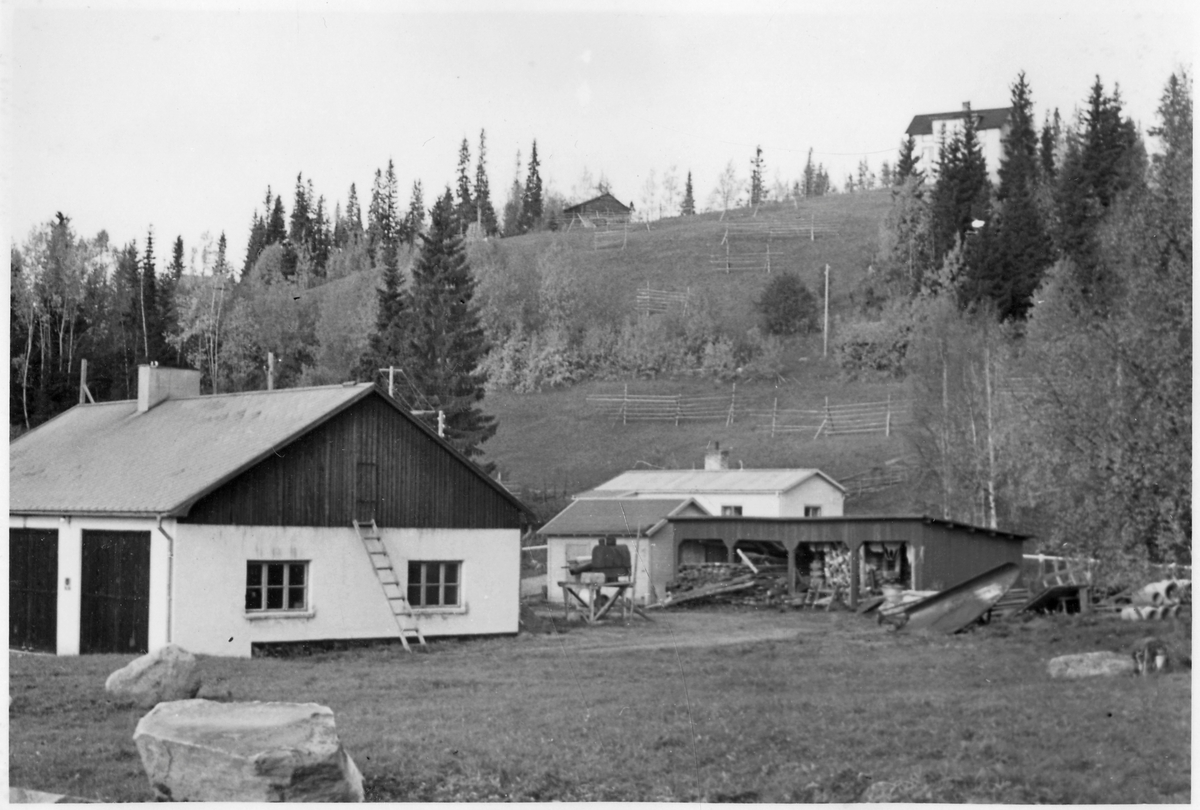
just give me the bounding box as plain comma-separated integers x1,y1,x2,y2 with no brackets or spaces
181,392,524,529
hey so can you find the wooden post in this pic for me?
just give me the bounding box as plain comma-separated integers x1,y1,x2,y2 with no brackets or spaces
388,366,395,399
810,212,815,241
78,358,91,404
726,383,737,427
267,352,275,390
823,263,830,358
622,221,628,250
848,543,860,610
725,239,730,274
786,544,797,596
766,241,771,274
675,395,681,427
622,383,628,426
886,392,892,437
771,397,778,439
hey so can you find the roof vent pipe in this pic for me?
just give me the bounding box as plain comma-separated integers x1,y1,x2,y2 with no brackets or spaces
704,442,730,471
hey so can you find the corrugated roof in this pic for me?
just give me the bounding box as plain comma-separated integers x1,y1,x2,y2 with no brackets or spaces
905,106,1012,137
10,384,373,516
585,468,844,495
540,498,701,536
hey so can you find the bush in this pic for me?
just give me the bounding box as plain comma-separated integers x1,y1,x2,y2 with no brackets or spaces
832,318,910,377
755,271,819,336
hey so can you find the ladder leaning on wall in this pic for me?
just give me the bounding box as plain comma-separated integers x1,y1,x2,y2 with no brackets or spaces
352,519,427,652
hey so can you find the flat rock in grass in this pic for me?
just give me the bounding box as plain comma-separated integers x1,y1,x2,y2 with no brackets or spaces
1048,651,1135,679
105,644,201,707
134,699,363,802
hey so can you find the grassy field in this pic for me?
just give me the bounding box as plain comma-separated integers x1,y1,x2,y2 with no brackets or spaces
9,609,1190,803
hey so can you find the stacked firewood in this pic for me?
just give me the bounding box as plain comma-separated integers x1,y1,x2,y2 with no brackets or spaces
658,563,797,608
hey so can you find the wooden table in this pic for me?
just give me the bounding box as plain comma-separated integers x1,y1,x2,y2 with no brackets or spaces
559,580,634,624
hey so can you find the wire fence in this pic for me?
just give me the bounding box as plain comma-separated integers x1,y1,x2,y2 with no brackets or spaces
586,385,909,437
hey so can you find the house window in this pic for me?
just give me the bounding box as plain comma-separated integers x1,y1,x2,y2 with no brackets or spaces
408,561,461,608
721,505,743,516
804,506,822,517
246,562,308,612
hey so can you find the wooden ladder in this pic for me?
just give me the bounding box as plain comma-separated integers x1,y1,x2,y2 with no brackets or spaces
353,519,426,652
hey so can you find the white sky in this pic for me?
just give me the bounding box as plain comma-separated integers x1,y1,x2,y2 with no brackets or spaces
3,0,1195,268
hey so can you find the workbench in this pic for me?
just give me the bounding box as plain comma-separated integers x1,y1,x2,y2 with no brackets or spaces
558,580,634,624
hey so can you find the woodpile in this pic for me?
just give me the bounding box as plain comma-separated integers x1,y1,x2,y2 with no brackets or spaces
656,563,828,609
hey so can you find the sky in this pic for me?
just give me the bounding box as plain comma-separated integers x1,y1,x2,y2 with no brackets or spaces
3,0,1195,270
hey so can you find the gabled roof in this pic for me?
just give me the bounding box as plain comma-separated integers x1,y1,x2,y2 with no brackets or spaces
9,383,530,519
563,192,632,215
539,498,706,537
580,468,845,497
905,106,1012,137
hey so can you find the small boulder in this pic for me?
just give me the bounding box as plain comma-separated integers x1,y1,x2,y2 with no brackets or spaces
1047,651,1135,679
134,699,363,802
105,644,202,707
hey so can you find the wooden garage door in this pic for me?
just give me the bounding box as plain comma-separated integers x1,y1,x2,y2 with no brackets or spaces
80,530,150,654
9,528,58,653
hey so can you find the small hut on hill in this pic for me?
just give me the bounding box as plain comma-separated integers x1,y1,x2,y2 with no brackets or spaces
562,192,633,228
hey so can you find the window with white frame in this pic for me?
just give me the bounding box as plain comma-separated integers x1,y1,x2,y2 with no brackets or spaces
408,561,461,608
246,561,308,612
804,506,822,517
721,505,743,516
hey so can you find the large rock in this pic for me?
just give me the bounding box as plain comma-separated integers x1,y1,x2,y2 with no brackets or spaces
1047,651,1135,679
134,699,364,802
105,644,202,707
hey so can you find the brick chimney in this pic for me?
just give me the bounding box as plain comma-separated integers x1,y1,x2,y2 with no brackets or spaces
962,101,971,112
704,442,730,471
137,364,202,413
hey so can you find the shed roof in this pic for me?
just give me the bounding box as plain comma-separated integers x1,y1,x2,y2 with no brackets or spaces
9,383,529,519
905,106,1012,137
563,192,632,215
540,498,704,537
668,514,1031,542
580,468,845,497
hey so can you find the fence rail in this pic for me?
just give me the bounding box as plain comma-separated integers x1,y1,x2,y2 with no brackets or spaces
586,386,908,437
635,285,690,314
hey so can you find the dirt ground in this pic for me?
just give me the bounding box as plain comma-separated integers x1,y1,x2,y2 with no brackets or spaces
520,602,870,655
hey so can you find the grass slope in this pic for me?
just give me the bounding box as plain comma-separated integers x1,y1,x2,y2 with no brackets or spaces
9,610,1190,803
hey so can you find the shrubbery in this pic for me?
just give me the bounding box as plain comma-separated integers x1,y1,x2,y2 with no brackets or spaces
755,271,819,336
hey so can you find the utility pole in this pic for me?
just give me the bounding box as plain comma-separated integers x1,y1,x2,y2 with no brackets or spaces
823,263,830,358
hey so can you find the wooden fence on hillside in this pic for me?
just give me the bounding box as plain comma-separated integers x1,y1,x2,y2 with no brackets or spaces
635,284,690,315
586,386,908,438
709,213,841,273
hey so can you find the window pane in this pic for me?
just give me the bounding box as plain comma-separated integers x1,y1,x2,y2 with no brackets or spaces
266,564,284,587
408,583,422,606
425,584,440,606
266,587,284,610
246,586,263,611
444,564,458,585
408,561,421,582
288,586,306,610
246,562,260,586
288,564,305,586
425,564,441,586
443,584,458,606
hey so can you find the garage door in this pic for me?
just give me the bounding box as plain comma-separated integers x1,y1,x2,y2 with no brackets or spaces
80,530,150,654
9,529,59,653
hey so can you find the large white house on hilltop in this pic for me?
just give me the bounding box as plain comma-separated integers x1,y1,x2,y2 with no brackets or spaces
906,102,1012,184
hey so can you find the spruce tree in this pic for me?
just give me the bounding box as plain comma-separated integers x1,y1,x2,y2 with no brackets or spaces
749,145,765,206
311,195,331,275
244,212,266,276
456,137,475,233
1039,109,1062,182
680,171,696,215
404,180,426,243
803,148,817,196
519,140,543,232
502,150,524,237
139,227,169,362
357,214,412,385
929,116,991,265
962,71,1054,320
289,172,311,245
345,182,364,243
367,168,385,253
161,236,186,364
896,135,922,183
474,128,499,236
407,189,496,464
266,195,287,245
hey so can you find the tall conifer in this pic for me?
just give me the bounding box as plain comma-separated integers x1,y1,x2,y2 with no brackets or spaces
519,140,543,232
474,129,499,236
681,171,696,215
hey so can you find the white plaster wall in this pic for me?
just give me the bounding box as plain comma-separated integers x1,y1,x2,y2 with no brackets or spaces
780,479,845,517
545,536,653,605
172,524,520,657
8,515,172,656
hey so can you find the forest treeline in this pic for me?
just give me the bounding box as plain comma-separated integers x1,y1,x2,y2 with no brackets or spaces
835,70,1191,578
